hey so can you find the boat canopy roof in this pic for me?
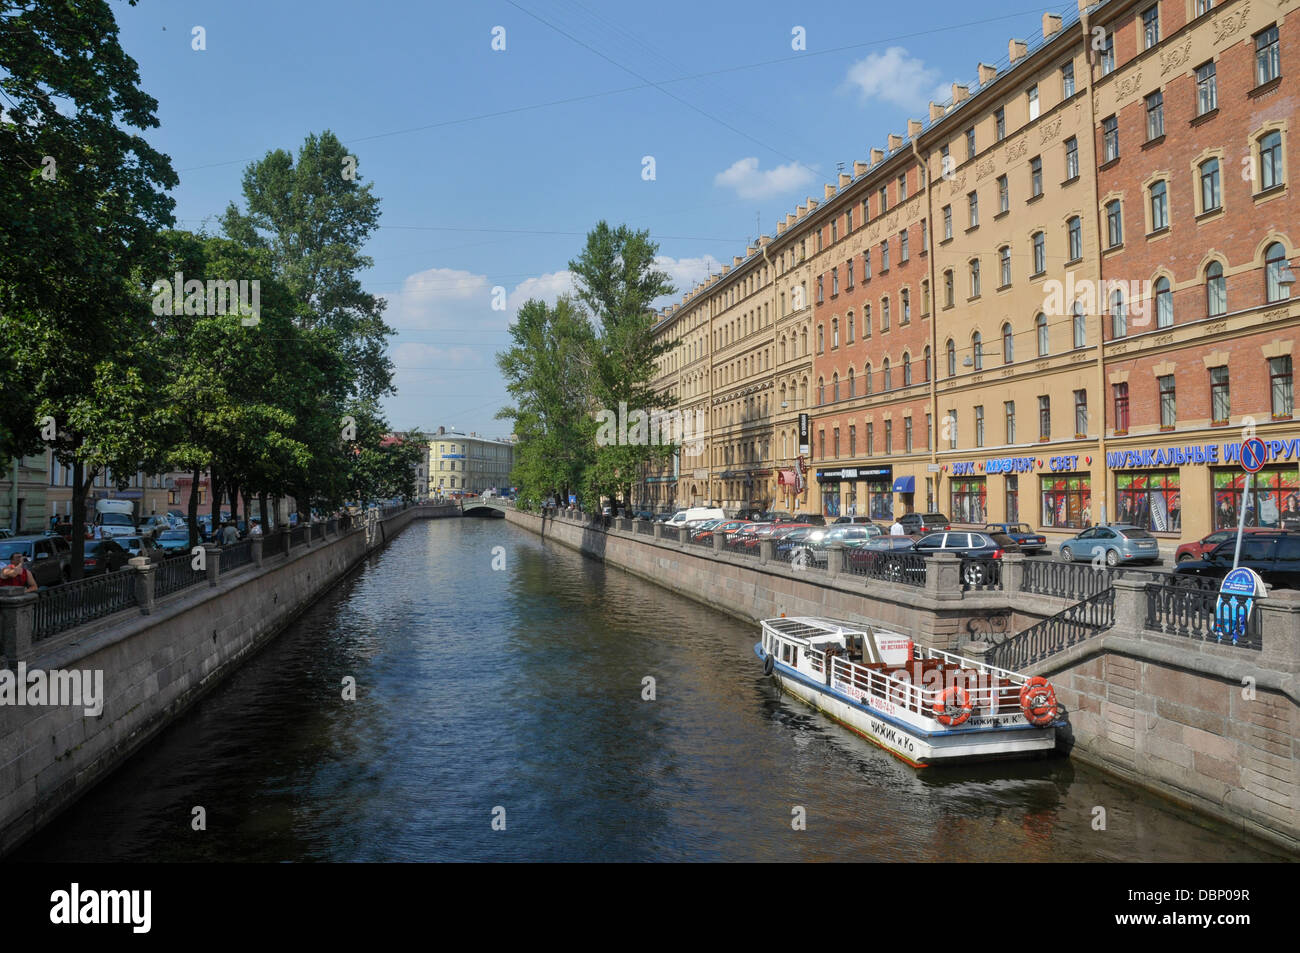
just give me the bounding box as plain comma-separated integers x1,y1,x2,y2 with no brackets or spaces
762,617,912,665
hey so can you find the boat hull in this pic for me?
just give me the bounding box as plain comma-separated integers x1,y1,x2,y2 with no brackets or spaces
756,643,1056,767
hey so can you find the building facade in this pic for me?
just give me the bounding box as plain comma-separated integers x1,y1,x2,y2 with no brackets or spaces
426,427,515,497
650,0,1297,549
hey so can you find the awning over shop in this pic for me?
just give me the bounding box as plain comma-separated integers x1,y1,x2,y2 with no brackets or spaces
891,476,915,493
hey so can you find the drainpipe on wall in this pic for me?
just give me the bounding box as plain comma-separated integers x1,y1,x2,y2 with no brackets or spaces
763,239,777,511
914,138,940,513
1082,7,1110,525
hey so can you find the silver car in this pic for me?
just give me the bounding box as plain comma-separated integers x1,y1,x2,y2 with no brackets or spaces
1058,523,1160,567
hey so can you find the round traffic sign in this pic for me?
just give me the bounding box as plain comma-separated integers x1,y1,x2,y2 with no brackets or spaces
1241,436,1269,473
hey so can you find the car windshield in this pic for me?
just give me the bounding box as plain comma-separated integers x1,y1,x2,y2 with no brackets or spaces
99,513,133,525
159,531,188,540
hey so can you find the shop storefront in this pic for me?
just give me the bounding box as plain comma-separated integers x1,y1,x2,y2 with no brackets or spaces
1041,473,1091,529
949,477,987,523
1115,470,1181,531
1005,475,1020,523
1211,466,1300,530
816,466,892,519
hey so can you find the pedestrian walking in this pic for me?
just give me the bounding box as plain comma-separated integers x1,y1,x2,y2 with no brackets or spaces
221,521,238,545
249,519,263,538
890,517,905,536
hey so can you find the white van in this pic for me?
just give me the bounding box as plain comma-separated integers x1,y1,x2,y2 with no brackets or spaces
668,507,725,527
93,499,137,539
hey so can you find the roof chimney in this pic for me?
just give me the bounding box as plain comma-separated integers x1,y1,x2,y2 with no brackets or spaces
776,221,787,234
796,203,807,219
887,133,903,151
1009,39,1028,63
929,101,945,121
732,256,743,266
870,147,884,165
853,160,869,176
824,183,836,199
838,172,852,188
952,82,970,104
907,119,924,138
1043,13,1062,38
786,212,797,227
977,63,997,84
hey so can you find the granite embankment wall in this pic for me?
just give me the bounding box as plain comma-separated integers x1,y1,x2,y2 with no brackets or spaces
0,504,452,855
506,507,1300,853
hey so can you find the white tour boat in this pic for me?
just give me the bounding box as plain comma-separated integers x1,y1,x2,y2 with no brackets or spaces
755,617,1060,767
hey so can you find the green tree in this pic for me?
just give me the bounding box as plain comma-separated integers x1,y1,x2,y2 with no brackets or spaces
220,131,393,402
568,222,677,508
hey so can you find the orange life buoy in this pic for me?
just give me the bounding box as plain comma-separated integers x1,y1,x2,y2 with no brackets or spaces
1019,676,1059,726
932,685,972,727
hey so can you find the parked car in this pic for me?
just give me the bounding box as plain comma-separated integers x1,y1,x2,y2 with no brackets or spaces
632,510,655,521
139,515,173,539
0,536,69,587
1174,527,1272,563
726,522,772,549
913,531,1020,586
833,515,876,524
897,513,951,536
791,513,826,526
846,536,929,582
756,511,796,523
154,529,194,553
1173,532,1300,589
1058,523,1160,566
83,538,131,575
116,535,162,563
691,519,749,543
788,523,884,566
983,523,1048,555
0,528,13,539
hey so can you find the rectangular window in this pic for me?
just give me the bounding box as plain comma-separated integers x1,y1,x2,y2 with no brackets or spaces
970,259,981,297
900,230,909,262
866,423,874,455
904,418,913,453
846,207,853,232
849,425,856,457
1103,115,1119,162
968,191,979,228
1062,61,1075,98
1100,33,1115,76
1005,401,1016,444
817,275,824,304
940,144,951,178
997,174,1009,213
847,258,854,289
1151,180,1168,230
995,107,1006,141
1271,356,1293,418
884,420,892,455
942,205,953,240
881,240,890,271
1142,6,1160,49
944,271,954,308
1210,366,1230,424
1196,62,1217,115
1107,202,1123,247
834,427,840,458
948,410,958,449
832,267,839,296
847,310,854,343
1033,232,1046,275
1031,157,1043,197
926,413,932,451
1068,217,1082,261
898,173,908,200
882,297,891,330
920,218,928,251
966,126,976,159
1145,91,1164,140
1027,85,1039,121
1038,395,1050,441
1113,382,1129,433
1041,475,1091,529
1074,389,1088,437
1117,471,1181,531
1256,26,1280,86
1065,136,1079,179
1159,375,1176,429
1261,131,1284,190
879,185,888,212
863,249,871,280
975,405,985,448
1201,159,1221,211
1005,474,1020,523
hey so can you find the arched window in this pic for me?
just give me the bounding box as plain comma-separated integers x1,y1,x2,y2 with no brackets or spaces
1266,242,1292,302
832,373,840,402
865,362,874,394
924,345,932,381
817,377,825,405
800,378,808,407
883,358,892,390
846,310,855,344
1072,302,1086,348
848,367,855,397
1111,288,1127,338
1206,261,1226,316
1036,313,1048,356
832,317,839,348
1002,322,1014,363
972,332,983,370
1154,276,1172,327
817,325,825,353
903,353,913,386
780,335,787,363
946,339,956,377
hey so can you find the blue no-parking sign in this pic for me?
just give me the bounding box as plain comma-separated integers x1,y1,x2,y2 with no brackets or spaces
1241,436,1268,473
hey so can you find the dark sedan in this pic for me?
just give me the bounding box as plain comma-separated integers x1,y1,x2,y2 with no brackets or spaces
846,536,928,583
154,529,194,553
1173,533,1300,590
983,522,1048,554
0,536,67,587
83,538,131,575
913,531,1021,587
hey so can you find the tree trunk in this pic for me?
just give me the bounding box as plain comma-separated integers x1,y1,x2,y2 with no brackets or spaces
226,481,239,527
187,467,201,548
210,472,223,541
258,492,270,533
69,457,90,581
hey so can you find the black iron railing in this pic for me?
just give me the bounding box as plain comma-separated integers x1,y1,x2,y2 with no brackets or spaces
156,552,205,599
1144,581,1261,649
262,532,286,558
986,587,1115,670
312,523,325,542
960,557,1003,591
844,550,927,587
1021,559,1114,599
290,525,308,546
33,570,138,643
222,539,254,573
326,518,338,535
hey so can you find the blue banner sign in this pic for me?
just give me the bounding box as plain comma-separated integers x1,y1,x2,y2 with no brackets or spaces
1107,438,1300,469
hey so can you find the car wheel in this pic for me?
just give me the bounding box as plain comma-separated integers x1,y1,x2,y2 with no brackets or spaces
1059,546,1073,562
1105,549,1120,568
60,568,70,584
963,563,986,587
1177,553,1193,563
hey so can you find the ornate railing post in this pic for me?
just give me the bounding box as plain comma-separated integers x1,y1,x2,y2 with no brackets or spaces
760,538,774,566
678,526,689,547
826,541,844,580
0,589,36,664
131,556,157,616
205,544,221,587
252,535,264,567
712,529,724,554
1002,552,1025,594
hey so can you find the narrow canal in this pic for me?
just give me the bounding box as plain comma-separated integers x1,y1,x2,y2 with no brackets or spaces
13,518,1292,861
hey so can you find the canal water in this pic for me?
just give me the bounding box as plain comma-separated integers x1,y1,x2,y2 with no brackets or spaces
13,518,1292,861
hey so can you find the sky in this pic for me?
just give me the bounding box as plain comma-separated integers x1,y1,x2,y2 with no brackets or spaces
110,0,1076,438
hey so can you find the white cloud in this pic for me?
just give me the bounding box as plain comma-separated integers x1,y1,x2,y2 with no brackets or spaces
844,46,951,112
380,267,494,333
506,269,576,313
713,157,815,200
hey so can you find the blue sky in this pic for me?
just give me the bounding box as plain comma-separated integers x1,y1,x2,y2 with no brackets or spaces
115,0,1072,436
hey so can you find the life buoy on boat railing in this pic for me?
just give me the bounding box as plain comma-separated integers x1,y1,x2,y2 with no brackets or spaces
932,686,972,727
1019,676,1059,726
763,653,775,676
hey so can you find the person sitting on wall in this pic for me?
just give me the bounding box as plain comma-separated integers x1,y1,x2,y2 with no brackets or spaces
0,553,38,592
